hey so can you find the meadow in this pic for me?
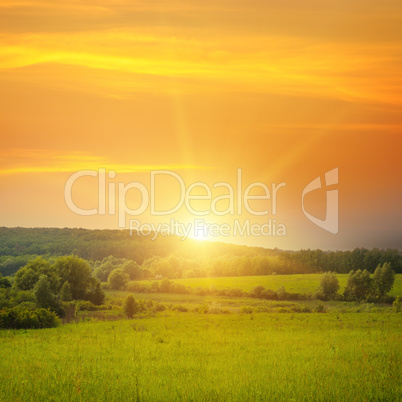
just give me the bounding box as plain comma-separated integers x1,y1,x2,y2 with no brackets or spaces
137,273,402,297
0,312,401,401
1,273,401,401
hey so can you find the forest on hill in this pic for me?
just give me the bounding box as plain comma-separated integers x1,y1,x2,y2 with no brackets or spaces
0,227,401,277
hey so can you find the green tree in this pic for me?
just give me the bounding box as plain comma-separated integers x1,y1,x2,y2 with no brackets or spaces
93,261,115,282
14,257,59,291
318,272,340,299
344,269,372,300
108,269,129,290
252,286,266,298
33,275,59,311
0,274,11,289
123,295,139,318
54,256,92,300
373,262,395,298
122,260,142,280
14,267,38,290
86,277,105,305
60,281,72,302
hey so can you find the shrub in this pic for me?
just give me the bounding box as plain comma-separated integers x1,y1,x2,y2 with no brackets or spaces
224,288,243,297
158,279,173,293
314,291,327,301
123,295,139,318
172,305,188,312
208,302,227,314
125,282,151,293
318,272,340,299
291,305,312,313
252,286,265,298
277,286,288,300
108,269,129,290
61,302,76,323
344,269,372,300
75,300,98,311
172,283,190,294
262,289,278,300
254,306,270,313
152,302,166,312
194,287,210,296
197,304,209,314
333,293,345,301
0,306,59,329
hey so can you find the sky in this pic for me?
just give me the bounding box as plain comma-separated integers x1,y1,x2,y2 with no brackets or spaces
0,0,401,250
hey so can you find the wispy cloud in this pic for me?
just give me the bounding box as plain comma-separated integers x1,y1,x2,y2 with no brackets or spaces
0,148,214,175
1,29,402,106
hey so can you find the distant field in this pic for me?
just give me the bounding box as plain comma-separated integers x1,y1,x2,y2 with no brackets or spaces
103,290,397,316
137,274,402,296
1,313,400,401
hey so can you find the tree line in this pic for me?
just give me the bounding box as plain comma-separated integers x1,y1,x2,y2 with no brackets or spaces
1,255,398,329
0,256,105,329
120,263,396,304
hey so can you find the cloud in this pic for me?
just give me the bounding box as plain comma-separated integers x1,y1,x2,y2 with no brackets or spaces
0,148,214,175
1,28,402,106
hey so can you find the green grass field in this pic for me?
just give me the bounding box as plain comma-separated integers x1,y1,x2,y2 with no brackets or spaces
137,274,402,296
104,290,397,316
1,312,401,401
1,273,401,401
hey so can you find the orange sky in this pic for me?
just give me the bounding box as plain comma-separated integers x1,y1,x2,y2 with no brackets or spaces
0,0,401,250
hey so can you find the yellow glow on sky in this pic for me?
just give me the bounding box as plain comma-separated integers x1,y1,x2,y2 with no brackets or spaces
0,0,401,250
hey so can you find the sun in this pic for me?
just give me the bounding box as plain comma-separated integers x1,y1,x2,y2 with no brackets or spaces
187,220,210,242
190,228,209,242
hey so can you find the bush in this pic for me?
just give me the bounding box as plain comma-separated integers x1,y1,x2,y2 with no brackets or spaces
172,305,188,312
123,295,139,318
344,269,372,300
291,305,312,313
251,286,265,298
152,302,166,312
75,300,98,311
333,293,345,301
0,306,59,329
197,304,209,314
108,269,129,290
314,291,327,301
318,272,340,299
208,302,228,314
61,302,76,323
125,282,151,293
